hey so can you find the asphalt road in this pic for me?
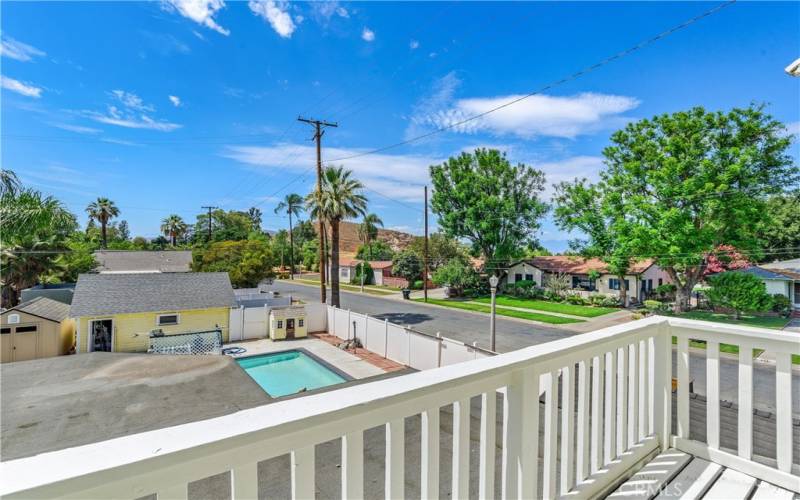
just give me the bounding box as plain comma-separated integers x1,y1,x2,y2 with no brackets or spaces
271,280,800,414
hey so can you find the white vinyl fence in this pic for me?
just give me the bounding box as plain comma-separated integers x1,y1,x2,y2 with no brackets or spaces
319,305,494,370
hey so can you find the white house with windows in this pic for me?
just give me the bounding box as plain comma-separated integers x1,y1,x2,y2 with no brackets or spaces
736,259,800,315
506,256,672,303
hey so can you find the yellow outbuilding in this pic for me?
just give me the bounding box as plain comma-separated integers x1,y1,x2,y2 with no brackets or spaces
269,306,307,340
70,272,236,353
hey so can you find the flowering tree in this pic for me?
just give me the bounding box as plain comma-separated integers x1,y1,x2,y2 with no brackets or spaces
704,245,750,275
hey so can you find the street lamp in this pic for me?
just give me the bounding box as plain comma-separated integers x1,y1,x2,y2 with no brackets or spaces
489,274,499,351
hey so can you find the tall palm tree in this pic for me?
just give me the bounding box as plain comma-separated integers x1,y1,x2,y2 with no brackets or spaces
0,169,21,197
306,167,367,307
160,214,187,246
275,193,304,278
85,197,119,248
357,213,383,291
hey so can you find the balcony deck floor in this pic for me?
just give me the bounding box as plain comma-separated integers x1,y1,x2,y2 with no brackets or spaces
608,448,797,500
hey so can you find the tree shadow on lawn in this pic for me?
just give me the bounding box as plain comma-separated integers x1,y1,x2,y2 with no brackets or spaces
371,312,433,325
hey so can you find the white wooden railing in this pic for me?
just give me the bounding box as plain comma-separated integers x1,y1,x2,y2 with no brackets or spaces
1,316,797,499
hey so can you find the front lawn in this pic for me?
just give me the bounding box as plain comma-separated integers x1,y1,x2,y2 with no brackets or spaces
672,310,790,330
293,278,397,296
413,298,584,324
473,296,618,318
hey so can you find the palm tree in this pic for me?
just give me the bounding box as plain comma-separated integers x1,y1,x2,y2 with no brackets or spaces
85,197,119,248
357,213,383,291
306,167,367,307
0,169,21,197
160,214,187,246
275,193,304,278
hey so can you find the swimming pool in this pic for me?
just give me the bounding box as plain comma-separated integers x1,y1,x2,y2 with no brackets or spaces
236,350,349,397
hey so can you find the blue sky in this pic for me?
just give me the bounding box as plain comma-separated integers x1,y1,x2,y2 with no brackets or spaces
2,1,798,251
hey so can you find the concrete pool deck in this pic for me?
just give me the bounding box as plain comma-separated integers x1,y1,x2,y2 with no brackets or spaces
223,336,385,379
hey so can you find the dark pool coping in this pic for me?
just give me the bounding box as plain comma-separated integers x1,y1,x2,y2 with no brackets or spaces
233,347,355,398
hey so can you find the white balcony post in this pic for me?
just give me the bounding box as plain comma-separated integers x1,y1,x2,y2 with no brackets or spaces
231,463,258,500
652,322,672,451
706,340,720,449
502,367,538,499
421,407,440,499
385,418,405,499
738,342,754,460
479,392,496,499
452,398,470,498
776,352,793,472
342,431,364,499
291,446,315,500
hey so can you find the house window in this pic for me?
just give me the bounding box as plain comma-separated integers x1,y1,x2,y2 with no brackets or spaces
157,314,180,326
0,327,10,334
277,320,283,329
298,319,304,327
658,278,663,287
514,273,523,282
525,274,534,281
15,325,37,333
609,279,630,291
7,314,19,324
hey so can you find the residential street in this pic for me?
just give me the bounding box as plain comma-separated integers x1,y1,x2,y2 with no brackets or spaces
272,280,800,414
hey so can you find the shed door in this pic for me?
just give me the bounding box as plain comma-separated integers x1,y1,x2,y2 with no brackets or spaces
286,318,295,339
13,325,38,362
1,327,12,363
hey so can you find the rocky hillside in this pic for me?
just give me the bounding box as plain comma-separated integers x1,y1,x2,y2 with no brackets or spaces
318,221,416,253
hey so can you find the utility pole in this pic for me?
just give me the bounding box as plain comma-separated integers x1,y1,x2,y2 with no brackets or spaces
298,116,338,304
201,206,217,242
423,186,429,302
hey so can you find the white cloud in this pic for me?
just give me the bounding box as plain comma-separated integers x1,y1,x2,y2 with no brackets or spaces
169,95,182,107
223,143,442,202
1,75,42,98
310,2,349,22
408,74,640,139
409,39,419,50
109,90,154,112
535,155,605,199
1,36,45,61
47,122,102,134
361,27,375,42
249,1,296,38
81,90,181,131
162,0,229,36
786,121,800,137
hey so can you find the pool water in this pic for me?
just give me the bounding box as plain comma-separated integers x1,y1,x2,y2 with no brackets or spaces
237,350,347,397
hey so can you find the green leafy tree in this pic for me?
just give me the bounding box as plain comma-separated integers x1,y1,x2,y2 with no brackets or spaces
356,241,395,261
116,220,130,241
301,239,319,271
132,236,149,249
247,207,263,230
558,106,797,312
194,209,253,243
545,272,571,299
392,251,422,287
707,272,772,319
430,148,548,266
352,262,374,286
1,188,77,305
408,232,469,270
192,240,276,288
432,258,479,296
274,193,304,276
160,214,188,246
758,191,800,260
553,179,635,305
306,167,367,307
49,234,98,282
85,197,119,249
357,213,383,290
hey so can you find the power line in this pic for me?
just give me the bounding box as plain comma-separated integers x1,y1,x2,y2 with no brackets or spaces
322,0,737,165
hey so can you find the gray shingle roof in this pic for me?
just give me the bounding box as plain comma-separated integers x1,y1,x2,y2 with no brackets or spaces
93,250,193,273
737,266,793,281
5,297,70,322
70,272,236,317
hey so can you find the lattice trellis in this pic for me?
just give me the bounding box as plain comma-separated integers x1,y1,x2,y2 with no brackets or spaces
148,329,223,355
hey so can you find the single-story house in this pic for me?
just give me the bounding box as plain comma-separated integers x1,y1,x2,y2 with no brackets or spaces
329,257,396,286
93,250,193,273
1,297,75,363
70,272,236,353
736,261,800,314
505,256,672,303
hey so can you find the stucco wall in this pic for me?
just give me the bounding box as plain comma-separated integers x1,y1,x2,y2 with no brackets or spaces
78,307,231,353
763,279,790,297
506,263,544,286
